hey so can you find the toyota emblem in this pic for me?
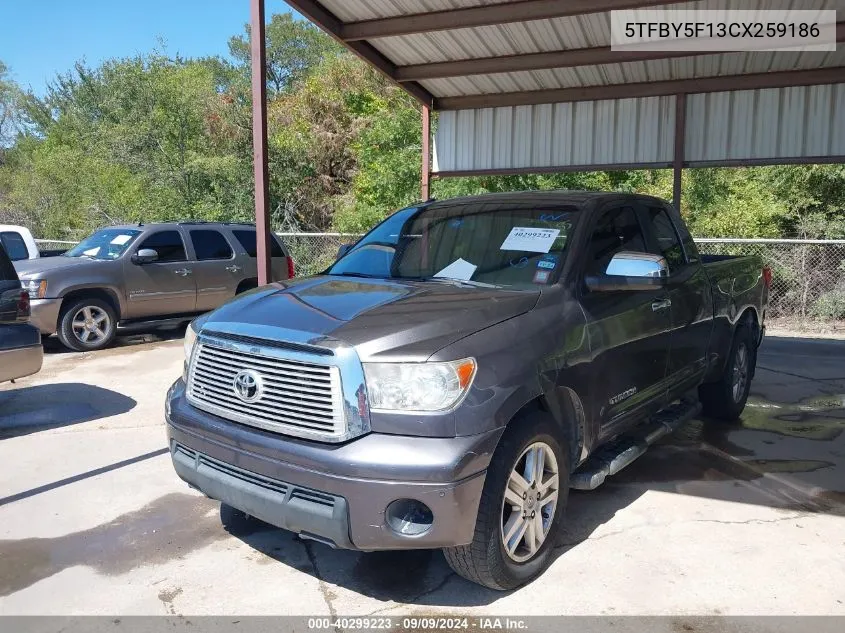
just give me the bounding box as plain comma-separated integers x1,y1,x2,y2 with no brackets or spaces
233,369,262,403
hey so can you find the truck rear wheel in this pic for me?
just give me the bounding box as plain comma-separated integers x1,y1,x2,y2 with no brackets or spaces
57,298,117,352
699,321,756,421
442,412,569,590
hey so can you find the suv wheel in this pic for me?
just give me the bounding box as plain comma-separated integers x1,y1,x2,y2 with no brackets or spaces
699,320,756,421
57,298,117,352
443,412,569,590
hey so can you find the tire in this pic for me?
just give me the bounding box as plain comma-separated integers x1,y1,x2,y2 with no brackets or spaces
699,320,756,421
219,503,267,536
57,297,117,352
443,412,570,590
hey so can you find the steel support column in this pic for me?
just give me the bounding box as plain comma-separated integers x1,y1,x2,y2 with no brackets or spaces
421,105,431,201
673,93,687,211
250,0,272,285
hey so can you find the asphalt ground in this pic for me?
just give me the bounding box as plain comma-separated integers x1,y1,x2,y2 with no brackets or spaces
1,331,843,616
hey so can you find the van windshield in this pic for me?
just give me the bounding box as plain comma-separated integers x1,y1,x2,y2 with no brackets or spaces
327,203,576,288
65,228,141,260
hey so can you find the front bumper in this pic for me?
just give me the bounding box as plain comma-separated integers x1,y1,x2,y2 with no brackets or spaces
27,298,63,335
166,379,500,550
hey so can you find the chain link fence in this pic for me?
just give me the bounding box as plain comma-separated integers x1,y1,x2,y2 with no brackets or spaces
696,239,845,326
36,235,845,326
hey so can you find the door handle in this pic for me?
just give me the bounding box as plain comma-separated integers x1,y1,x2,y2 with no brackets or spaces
226,265,242,273
651,298,671,311
173,268,192,276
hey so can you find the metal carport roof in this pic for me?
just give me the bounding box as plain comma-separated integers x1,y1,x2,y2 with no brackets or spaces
283,0,845,209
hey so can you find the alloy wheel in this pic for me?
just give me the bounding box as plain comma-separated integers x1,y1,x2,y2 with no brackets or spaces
71,306,111,344
500,441,560,563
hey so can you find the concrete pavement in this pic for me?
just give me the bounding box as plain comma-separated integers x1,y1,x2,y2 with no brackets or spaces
1,332,843,616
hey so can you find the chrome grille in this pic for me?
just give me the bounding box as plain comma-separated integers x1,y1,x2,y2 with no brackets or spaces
186,340,346,441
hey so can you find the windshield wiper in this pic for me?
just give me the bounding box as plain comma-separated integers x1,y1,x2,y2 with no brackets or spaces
407,276,501,289
329,271,382,279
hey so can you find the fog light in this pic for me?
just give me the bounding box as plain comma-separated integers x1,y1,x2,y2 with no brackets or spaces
385,499,434,537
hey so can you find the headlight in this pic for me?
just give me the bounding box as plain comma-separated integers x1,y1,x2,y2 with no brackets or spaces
363,358,476,412
184,320,199,362
21,279,48,299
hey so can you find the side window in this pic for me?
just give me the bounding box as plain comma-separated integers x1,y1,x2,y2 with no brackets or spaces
0,232,29,261
232,229,284,258
585,206,648,276
137,230,186,263
645,206,686,272
190,230,233,261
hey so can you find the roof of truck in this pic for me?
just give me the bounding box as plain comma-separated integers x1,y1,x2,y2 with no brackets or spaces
422,190,669,209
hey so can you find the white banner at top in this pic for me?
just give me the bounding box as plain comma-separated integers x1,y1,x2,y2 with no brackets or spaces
610,9,837,52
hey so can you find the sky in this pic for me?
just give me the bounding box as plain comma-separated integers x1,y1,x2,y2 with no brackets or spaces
1,0,293,96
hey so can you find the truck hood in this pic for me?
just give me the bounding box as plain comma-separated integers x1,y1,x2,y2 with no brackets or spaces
14,255,94,278
201,275,540,360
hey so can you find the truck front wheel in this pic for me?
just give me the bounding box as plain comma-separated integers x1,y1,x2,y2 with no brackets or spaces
699,321,756,421
443,412,570,590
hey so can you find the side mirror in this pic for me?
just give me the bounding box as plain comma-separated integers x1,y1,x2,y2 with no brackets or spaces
585,252,668,292
336,243,353,260
131,248,159,265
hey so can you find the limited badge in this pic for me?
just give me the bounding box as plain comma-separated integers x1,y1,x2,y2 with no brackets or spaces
533,270,551,284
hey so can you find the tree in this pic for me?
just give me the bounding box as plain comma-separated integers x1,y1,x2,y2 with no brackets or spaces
0,61,27,160
228,13,342,95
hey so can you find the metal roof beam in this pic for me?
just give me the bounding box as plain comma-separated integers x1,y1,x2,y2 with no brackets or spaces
341,0,684,41
436,67,845,110
398,22,845,81
283,0,434,107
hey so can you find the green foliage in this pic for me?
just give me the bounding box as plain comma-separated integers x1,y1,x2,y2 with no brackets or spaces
228,13,343,94
2,13,845,242
811,289,845,320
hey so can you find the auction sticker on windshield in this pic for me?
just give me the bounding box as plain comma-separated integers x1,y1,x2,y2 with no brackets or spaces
500,227,560,253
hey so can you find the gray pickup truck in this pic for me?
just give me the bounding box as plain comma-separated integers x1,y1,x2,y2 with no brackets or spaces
14,222,294,351
1,244,43,383
166,191,769,590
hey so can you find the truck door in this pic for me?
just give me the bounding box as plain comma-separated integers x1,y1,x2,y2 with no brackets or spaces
579,203,672,435
642,204,713,395
188,228,239,312
124,230,197,319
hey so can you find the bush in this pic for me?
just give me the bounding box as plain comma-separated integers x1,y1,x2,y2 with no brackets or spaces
811,289,845,320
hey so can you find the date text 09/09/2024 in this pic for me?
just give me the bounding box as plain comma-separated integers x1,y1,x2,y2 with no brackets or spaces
307,617,529,630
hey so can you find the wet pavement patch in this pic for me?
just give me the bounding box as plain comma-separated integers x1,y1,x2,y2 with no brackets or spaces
0,493,221,597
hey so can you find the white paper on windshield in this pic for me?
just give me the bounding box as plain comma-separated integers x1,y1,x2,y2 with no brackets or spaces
83,247,100,256
500,227,560,253
111,234,132,245
434,258,477,281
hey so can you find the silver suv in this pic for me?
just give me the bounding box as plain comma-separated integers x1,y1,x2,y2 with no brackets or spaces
14,222,293,351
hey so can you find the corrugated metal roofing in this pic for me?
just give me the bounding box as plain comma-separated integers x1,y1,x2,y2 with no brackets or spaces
433,96,676,171
319,0,516,23
434,82,845,172
685,84,845,162
292,0,845,173
419,49,845,96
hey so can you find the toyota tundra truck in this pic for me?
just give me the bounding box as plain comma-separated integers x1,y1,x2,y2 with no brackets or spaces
166,191,769,590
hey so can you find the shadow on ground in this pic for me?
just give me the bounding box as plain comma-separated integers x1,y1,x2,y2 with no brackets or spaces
0,383,136,438
42,324,187,355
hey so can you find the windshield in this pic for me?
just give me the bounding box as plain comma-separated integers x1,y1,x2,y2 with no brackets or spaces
65,228,141,260
327,203,577,288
